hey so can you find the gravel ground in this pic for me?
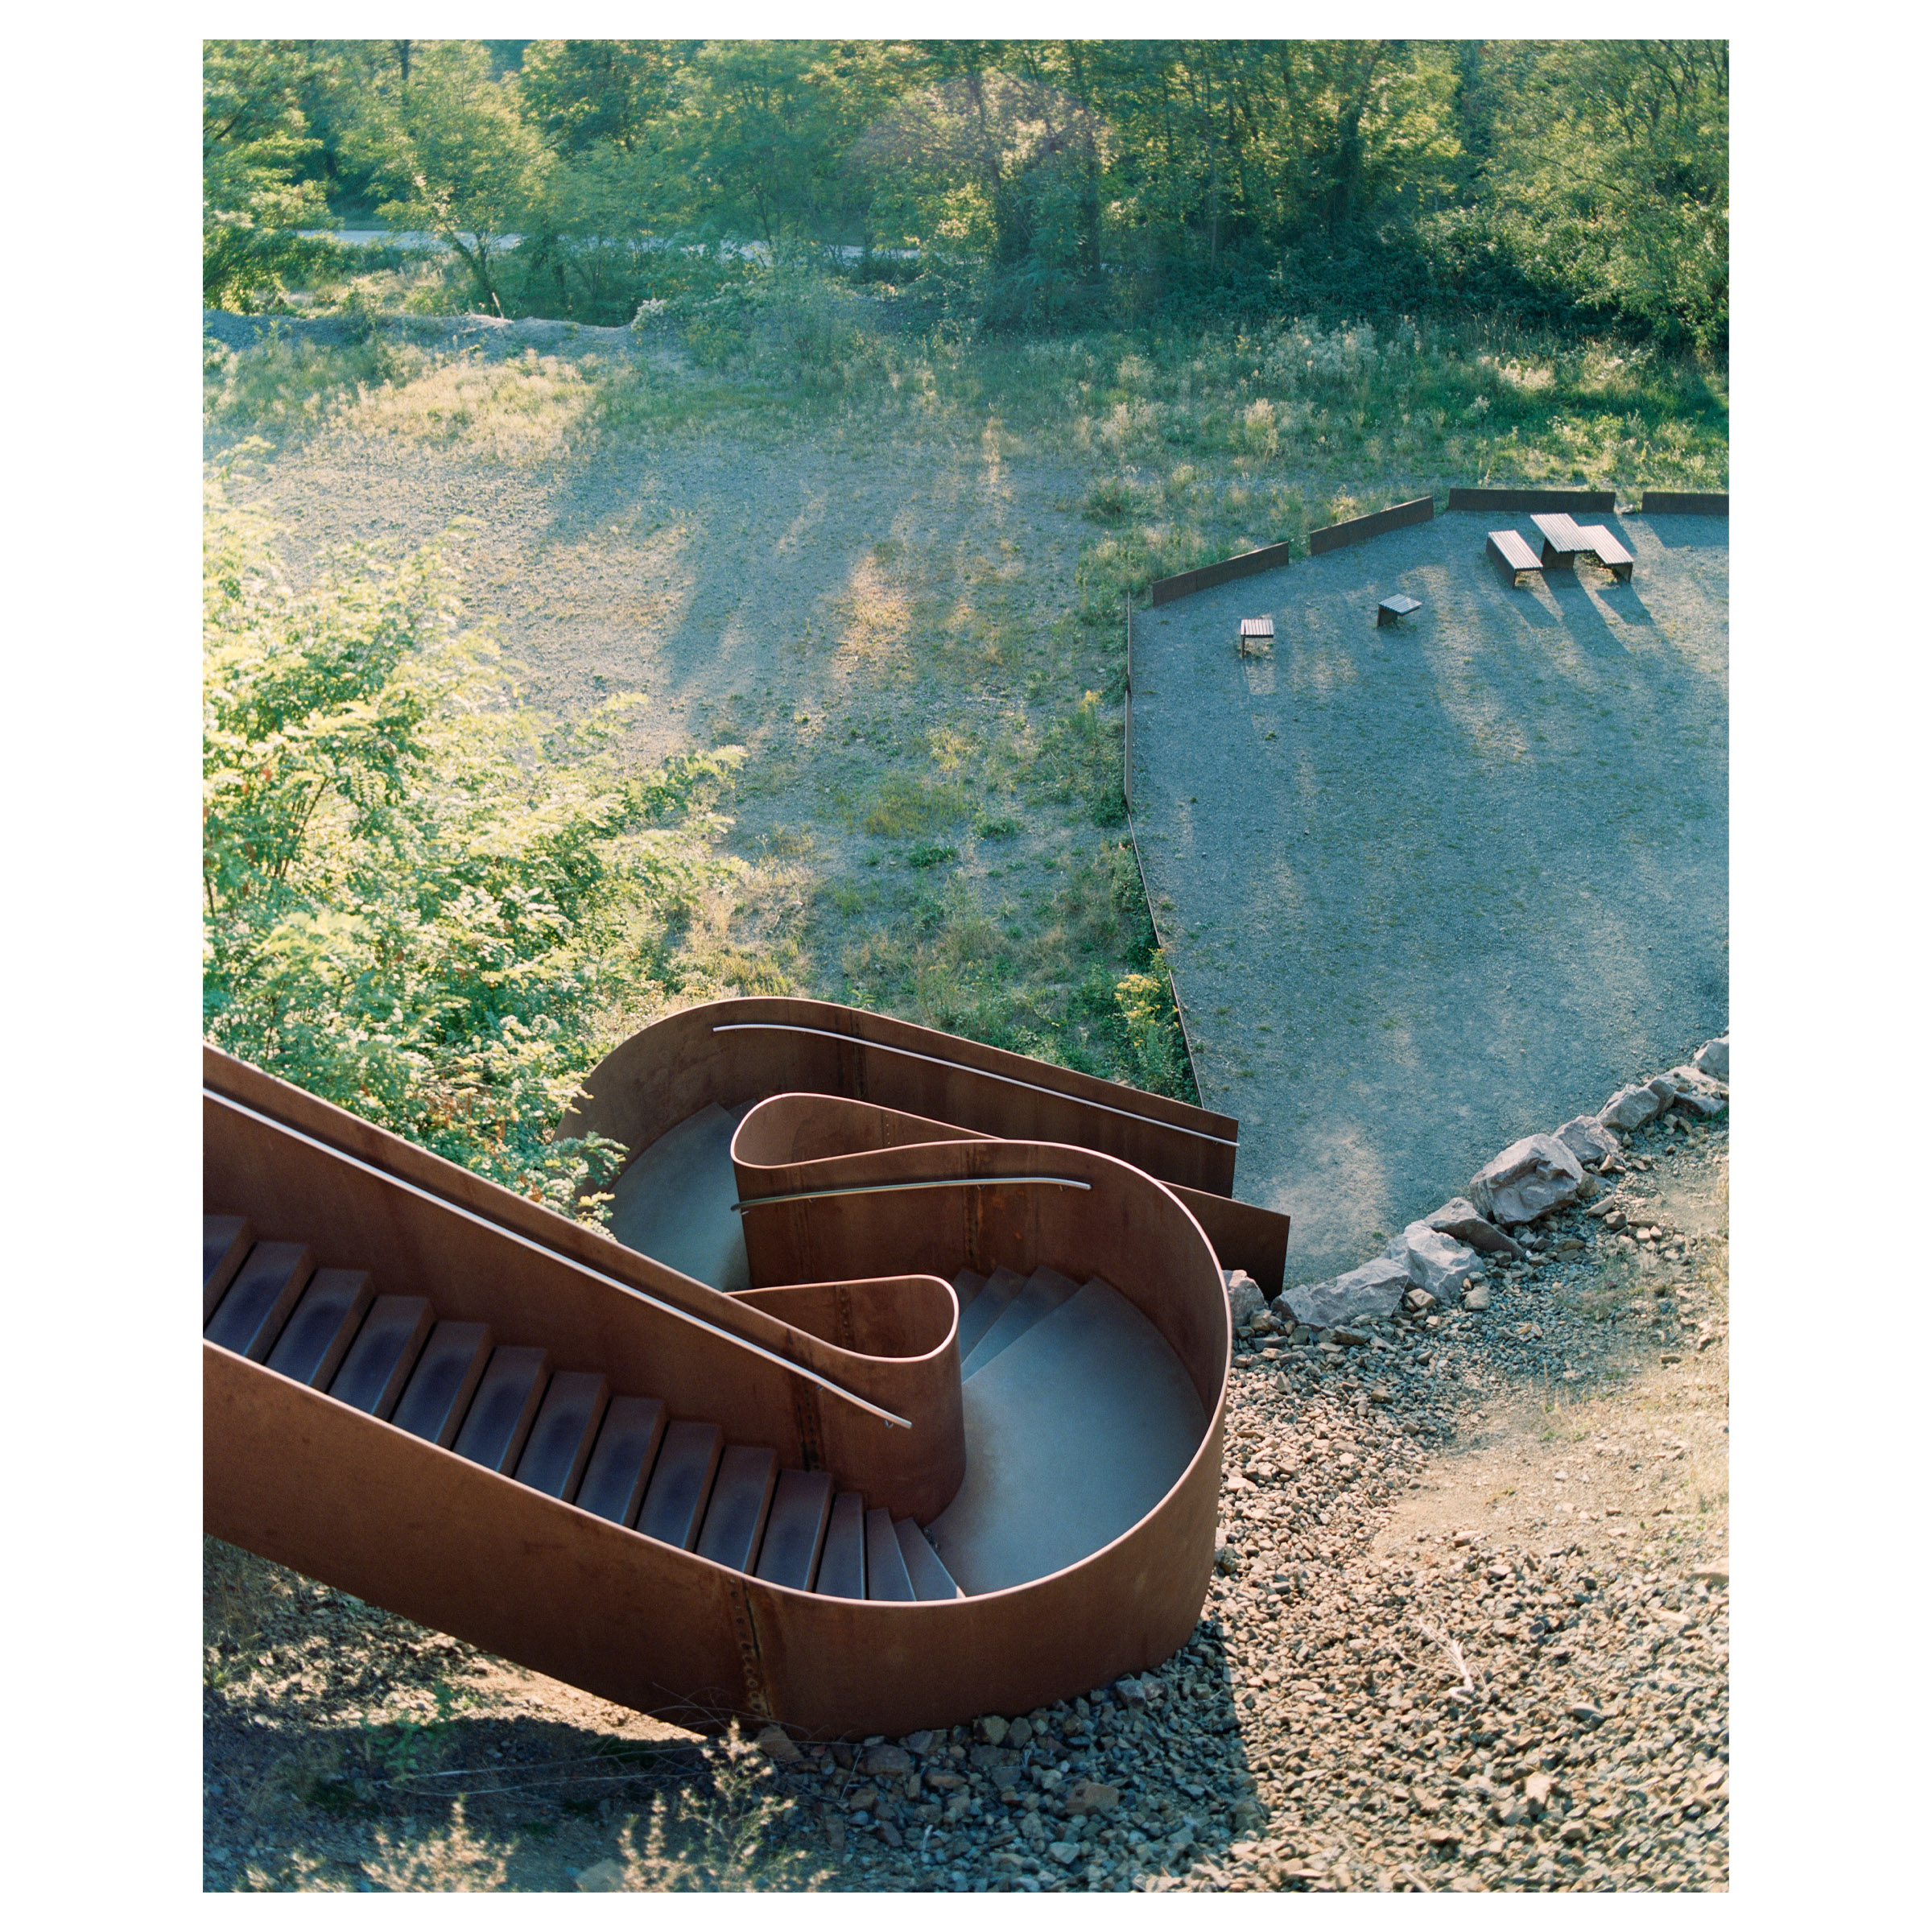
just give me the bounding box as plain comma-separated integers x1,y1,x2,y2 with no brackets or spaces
204,1105,1726,1894
1129,510,1729,1281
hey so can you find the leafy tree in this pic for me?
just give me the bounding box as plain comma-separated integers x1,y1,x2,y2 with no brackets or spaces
204,40,332,308
203,481,744,1213
1485,41,1728,350
355,39,551,314
519,38,686,156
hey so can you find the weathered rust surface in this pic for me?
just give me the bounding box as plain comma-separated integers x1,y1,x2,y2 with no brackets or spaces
203,1046,1231,1736
204,1063,965,1519
1447,486,1615,514
559,997,1241,1195
733,1089,1290,1294
1308,494,1435,557
1639,489,1727,517
207,1333,1221,1736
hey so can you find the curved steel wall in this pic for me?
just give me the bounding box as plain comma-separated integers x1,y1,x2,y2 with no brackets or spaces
204,1013,1233,1737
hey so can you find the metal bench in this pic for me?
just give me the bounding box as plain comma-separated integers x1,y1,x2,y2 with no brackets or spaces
1486,529,1542,588
1376,595,1422,629
1237,615,1274,658
1530,511,1591,568
1574,525,1634,583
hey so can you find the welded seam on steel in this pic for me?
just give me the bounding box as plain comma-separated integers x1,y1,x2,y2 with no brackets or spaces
731,1175,1092,1213
204,1088,912,1430
710,1023,1236,1146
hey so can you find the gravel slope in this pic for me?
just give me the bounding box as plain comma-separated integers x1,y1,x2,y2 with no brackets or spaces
1129,510,1728,1282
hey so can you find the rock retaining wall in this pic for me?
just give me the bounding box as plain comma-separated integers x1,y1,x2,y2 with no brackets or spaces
1221,1034,1730,1347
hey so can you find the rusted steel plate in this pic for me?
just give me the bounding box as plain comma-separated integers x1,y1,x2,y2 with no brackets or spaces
204,1058,1229,1737
733,1091,1289,1294
205,1079,963,1519
1447,487,1614,514
558,997,1240,1199
1307,496,1434,557
1148,538,1296,607
1639,489,1727,516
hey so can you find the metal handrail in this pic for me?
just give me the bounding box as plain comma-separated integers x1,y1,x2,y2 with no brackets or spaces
733,1175,1092,1214
711,1022,1236,1147
203,1088,911,1431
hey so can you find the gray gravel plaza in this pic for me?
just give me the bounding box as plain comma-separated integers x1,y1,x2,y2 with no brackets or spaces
1129,509,1728,1282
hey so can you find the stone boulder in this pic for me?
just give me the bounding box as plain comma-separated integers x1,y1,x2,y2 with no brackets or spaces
1694,1036,1729,1082
1425,1197,1525,1261
755,1724,803,1765
1385,1222,1480,1299
1671,1088,1725,1118
1222,1269,1267,1327
1277,1257,1411,1331
1469,1134,1585,1225
1554,1114,1620,1169
1665,1065,1728,1117
1597,1076,1678,1130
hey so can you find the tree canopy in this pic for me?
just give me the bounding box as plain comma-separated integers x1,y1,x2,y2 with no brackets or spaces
204,37,1728,349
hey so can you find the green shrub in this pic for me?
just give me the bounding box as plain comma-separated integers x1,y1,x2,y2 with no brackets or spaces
1115,955,1194,1100
203,481,742,1215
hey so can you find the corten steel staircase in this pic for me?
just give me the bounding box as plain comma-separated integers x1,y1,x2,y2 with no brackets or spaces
204,997,1290,1737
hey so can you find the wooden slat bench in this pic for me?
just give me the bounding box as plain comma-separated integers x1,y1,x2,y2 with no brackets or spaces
1574,525,1634,583
1530,512,1591,568
1237,616,1275,658
1487,529,1542,588
1376,595,1422,629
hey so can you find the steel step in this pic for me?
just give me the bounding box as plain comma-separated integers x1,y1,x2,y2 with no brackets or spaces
960,1265,1080,1380
203,1216,254,1319
955,1264,1026,1360
637,1420,724,1550
927,1276,1208,1596
754,1470,836,1590
205,1241,315,1362
514,1372,611,1503
327,1295,435,1419
696,1445,778,1572
894,1517,963,1600
453,1346,551,1474
265,1269,373,1389
865,1506,917,1601
952,1269,988,1325
391,1321,493,1448
575,1394,667,1525
815,1490,867,1599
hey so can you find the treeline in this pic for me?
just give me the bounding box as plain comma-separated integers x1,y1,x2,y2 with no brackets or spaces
205,38,1728,351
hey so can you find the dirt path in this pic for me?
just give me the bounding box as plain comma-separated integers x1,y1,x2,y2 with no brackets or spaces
1130,510,1728,1281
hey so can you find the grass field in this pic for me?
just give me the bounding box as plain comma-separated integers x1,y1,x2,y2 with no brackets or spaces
204,294,1728,1128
